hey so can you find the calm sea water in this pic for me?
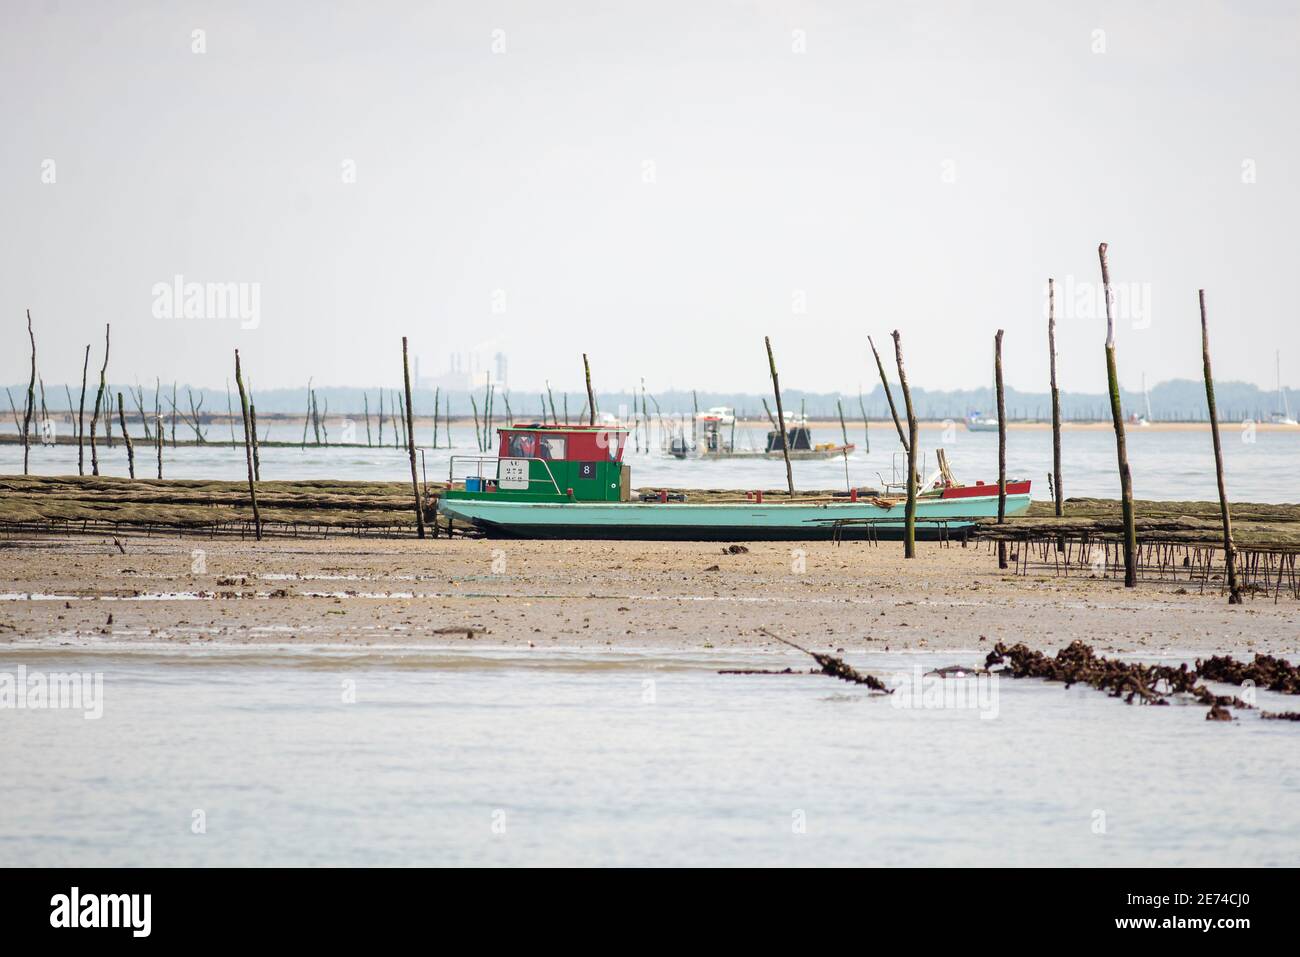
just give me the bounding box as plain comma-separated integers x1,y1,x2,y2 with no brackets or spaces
1,646,1296,867
4,424,1299,502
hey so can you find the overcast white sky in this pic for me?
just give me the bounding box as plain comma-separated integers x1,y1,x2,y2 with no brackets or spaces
3,1,1297,395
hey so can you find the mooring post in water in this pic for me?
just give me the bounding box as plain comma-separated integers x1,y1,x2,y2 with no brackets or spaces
233,350,262,541
364,392,372,447
249,397,262,481
156,414,163,479
582,354,596,426
470,394,482,452
1099,242,1137,587
21,310,37,475
837,398,851,492
77,345,90,475
432,387,440,448
226,380,237,448
116,392,135,479
1048,277,1063,518
764,336,796,497
869,334,909,452
892,330,919,558
1200,290,1241,604
401,337,426,539
301,379,312,449
996,329,1008,569
89,324,110,476
858,390,870,454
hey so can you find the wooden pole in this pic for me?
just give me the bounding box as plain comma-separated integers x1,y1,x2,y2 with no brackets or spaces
156,414,163,479
302,380,313,449
995,330,1008,569
89,324,110,476
892,330,918,558
764,336,795,497
226,380,236,448
376,388,383,447
21,310,36,474
470,394,482,451
364,392,372,446
249,398,262,481
77,345,90,474
402,337,426,539
233,350,261,540
1048,277,1063,517
869,334,909,452
1099,242,1137,587
546,380,558,426
116,392,135,479
1200,290,1241,604
170,382,178,448
583,354,596,425
858,390,870,454
837,398,851,492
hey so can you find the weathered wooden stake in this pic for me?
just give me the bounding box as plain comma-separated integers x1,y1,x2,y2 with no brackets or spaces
892,330,918,558
764,336,795,497
21,310,36,474
249,398,262,481
869,334,909,452
1200,290,1241,604
156,414,163,479
470,395,482,451
402,337,426,539
837,398,851,492
1048,277,1063,517
995,330,1008,569
226,381,237,448
233,350,261,540
583,354,596,425
77,346,90,474
432,387,440,447
858,390,870,454
364,392,373,446
301,380,313,449
116,392,135,479
89,324,110,475
1099,242,1137,587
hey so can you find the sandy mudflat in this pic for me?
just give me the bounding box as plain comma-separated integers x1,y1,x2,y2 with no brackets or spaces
0,534,1296,657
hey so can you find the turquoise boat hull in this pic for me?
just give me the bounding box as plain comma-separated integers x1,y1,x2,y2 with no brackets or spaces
438,491,1032,541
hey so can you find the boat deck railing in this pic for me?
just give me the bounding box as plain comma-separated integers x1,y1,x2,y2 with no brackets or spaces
448,454,563,495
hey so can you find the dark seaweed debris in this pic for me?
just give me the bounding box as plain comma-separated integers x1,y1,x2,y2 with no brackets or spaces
1196,654,1300,695
752,629,892,692
983,641,1297,721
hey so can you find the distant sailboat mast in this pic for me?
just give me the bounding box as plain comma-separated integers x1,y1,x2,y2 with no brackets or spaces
1274,351,1297,425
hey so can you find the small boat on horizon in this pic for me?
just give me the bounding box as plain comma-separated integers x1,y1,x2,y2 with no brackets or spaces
438,423,1031,540
668,407,854,461
964,411,999,432
1272,352,1297,426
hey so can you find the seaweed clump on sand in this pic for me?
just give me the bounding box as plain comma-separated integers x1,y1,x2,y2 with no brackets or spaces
983,640,1300,722
1196,654,1300,694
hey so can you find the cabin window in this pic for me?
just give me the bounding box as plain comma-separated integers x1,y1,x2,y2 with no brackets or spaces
538,436,566,460
506,433,537,458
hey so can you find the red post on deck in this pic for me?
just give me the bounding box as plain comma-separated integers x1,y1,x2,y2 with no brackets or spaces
850,488,858,503
659,489,668,503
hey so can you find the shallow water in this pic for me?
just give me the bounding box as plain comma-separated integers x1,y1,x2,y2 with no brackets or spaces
1,646,1296,866
5,424,1299,503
